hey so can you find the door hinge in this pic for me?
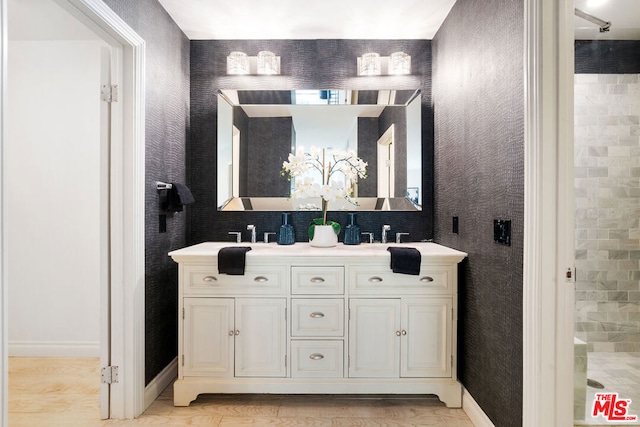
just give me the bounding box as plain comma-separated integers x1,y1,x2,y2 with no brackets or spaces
451,355,454,368
285,307,287,321
566,267,576,283
285,355,287,368
182,355,184,366
348,308,351,321
182,308,185,319
101,366,119,384
452,307,454,320
101,84,118,103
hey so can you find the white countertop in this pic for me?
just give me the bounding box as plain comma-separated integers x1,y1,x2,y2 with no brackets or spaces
169,241,467,264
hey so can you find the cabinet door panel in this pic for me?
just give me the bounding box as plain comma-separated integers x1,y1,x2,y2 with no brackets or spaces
401,298,451,378
235,298,287,377
183,298,234,377
349,298,400,378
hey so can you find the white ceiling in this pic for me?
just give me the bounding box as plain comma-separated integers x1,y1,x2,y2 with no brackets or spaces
157,0,640,41
156,0,457,40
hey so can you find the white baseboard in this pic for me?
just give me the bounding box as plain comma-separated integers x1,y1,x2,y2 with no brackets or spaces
144,357,178,410
9,341,100,357
463,387,495,427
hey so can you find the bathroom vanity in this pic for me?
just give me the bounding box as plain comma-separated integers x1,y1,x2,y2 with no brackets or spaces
169,242,467,407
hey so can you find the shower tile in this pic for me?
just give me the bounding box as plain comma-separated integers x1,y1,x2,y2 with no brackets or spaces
598,75,618,84
619,75,639,84
575,74,598,84
620,116,640,125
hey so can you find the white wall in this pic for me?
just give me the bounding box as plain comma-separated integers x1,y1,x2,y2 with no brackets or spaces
7,40,104,356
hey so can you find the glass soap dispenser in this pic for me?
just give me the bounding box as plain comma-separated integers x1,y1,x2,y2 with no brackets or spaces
343,213,361,245
277,212,295,245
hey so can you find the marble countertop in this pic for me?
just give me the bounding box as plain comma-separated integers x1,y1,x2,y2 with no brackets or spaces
169,241,467,264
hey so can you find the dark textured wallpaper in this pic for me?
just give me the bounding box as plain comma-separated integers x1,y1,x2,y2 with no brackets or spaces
102,0,190,385
189,40,434,245
433,1,524,426
575,40,640,74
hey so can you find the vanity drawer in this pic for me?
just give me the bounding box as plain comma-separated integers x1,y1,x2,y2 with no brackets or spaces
291,266,344,295
349,265,451,295
291,299,344,337
182,265,287,295
290,340,344,378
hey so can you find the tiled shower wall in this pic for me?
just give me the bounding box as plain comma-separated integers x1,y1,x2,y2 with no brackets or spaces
574,73,640,352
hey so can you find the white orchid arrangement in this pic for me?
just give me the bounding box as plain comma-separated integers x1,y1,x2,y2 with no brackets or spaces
282,146,367,228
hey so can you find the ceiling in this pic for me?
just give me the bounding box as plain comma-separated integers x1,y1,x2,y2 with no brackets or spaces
156,0,457,40
158,0,640,41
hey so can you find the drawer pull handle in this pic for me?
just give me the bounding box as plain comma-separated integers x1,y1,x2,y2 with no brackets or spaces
309,353,324,360
309,312,325,318
254,276,269,283
202,276,217,282
396,330,401,336
368,276,383,283
234,330,240,336
420,276,434,282
310,277,325,283
228,330,234,336
402,330,407,336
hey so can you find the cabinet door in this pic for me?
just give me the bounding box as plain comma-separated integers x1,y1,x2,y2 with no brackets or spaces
183,298,234,377
349,298,400,378
401,298,452,378
235,298,287,377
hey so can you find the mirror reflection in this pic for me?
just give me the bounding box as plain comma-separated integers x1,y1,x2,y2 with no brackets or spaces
217,89,422,211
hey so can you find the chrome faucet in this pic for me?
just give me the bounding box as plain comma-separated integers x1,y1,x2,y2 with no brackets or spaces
396,232,409,243
228,231,242,243
247,224,257,243
381,224,391,244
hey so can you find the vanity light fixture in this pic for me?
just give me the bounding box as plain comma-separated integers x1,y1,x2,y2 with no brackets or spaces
389,51,411,75
257,50,280,75
357,52,411,76
358,52,381,76
227,51,281,75
227,51,250,75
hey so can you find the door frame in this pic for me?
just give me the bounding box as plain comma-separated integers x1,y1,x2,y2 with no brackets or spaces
63,0,146,419
523,0,575,425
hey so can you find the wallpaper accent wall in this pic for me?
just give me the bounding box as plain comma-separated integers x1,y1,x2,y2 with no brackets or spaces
102,0,190,385
575,41,640,74
432,0,524,426
189,40,433,245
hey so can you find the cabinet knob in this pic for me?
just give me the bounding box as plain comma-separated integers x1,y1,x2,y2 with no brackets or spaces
228,330,234,336
254,276,269,283
234,330,240,336
310,277,325,283
309,353,324,360
203,276,217,282
420,276,434,282
309,312,325,318
396,331,401,336
368,276,383,283
402,330,407,335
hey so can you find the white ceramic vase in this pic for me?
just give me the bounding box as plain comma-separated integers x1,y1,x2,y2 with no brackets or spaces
310,225,338,247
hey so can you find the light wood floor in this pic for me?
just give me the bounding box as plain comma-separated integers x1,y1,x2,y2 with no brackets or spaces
9,357,474,426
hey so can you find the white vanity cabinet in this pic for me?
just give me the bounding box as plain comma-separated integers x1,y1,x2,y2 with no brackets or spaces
349,298,451,378
169,242,466,408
